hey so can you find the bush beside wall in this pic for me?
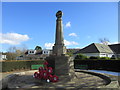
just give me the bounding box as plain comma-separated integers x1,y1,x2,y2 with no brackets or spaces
75,54,88,60
1,60,45,72
75,54,119,60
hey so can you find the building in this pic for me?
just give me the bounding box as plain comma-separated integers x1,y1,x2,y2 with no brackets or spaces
16,49,52,60
109,43,120,58
75,43,114,58
27,49,37,54
0,53,7,60
42,49,52,55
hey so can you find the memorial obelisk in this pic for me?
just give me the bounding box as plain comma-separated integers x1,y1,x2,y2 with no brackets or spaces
52,10,66,56
46,11,73,76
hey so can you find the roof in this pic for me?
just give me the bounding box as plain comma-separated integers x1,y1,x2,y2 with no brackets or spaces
95,43,113,53
42,49,52,51
67,49,80,53
75,43,113,54
109,43,120,54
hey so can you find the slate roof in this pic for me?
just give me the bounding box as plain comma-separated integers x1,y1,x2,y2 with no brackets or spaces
109,44,120,54
75,43,113,54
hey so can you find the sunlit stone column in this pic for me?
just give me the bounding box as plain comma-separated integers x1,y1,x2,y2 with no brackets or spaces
52,10,66,56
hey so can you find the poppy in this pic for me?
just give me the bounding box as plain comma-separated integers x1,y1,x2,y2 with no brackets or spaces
33,72,39,78
47,67,53,74
51,75,59,82
43,70,49,79
38,71,44,79
44,61,48,65
39,67,44,72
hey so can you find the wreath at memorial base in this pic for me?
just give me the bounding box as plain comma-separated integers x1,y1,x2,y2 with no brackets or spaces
33,61,59,82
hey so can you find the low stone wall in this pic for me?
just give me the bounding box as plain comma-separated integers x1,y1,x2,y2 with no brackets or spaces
75,70,111,85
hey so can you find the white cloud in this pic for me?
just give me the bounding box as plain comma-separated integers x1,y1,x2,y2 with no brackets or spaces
108,42,120,45
100,41,120,45
44,40,79,49
64,40,79,46
69,33,77,37
65,21,71,28
0,33,30,45
44,43,54,49
113,42,119,44
74,47,80,49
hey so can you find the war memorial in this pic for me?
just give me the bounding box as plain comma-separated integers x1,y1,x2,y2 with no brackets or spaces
46,10,74,77
1,11,119,89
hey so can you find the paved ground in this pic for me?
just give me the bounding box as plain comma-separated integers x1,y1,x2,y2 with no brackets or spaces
4,70,105,89
1,70,120,89
1,70,31,80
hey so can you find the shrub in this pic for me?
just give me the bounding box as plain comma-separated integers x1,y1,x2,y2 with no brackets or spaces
67,52,73,56
100,57,110,60
117,58,120,60
75,54,88,60
110,57,116,60
89,56,100,59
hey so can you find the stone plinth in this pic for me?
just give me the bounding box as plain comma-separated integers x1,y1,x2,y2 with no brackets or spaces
55,56,69,75
46,55,71,76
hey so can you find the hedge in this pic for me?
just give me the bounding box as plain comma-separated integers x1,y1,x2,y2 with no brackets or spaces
74,60,120,72
1,60,45,72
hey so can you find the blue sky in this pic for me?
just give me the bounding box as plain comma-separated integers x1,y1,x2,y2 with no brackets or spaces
1,2,118,52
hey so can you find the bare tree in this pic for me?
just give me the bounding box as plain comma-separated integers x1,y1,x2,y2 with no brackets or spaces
20,44,28,52
6,45,28,60
6,46,16,60
99,38,110,45
8,46,16,53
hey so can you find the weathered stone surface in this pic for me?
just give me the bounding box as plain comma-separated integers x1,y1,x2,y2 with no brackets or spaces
47,11,75,77
46,55,76,79
46,55,70,76
52,10,66,56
